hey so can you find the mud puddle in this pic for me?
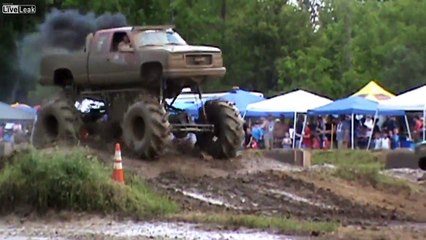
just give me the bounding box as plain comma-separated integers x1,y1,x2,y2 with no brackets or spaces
0,219,306,240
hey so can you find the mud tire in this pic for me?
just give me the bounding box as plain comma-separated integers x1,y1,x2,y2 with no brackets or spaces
415,143,426,170
196,100,244,159
31,98,81,148
122,97,171,159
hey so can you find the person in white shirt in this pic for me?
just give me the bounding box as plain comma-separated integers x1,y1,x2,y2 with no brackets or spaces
373,131,390,150
373,132,381,150
380,132,391,149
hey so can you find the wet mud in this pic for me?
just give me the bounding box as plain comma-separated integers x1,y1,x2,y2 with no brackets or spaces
149,170,408,225
0,217,302,240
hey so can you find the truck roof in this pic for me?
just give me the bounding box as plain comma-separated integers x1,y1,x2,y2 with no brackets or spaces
96,25,175,34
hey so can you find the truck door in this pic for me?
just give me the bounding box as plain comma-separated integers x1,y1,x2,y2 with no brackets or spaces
88,32,112,85
104,31,141,85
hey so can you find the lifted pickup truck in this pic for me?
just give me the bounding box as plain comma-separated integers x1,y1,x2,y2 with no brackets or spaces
33,25,244,160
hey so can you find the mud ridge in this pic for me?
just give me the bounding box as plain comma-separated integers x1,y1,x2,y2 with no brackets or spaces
148,170,409,225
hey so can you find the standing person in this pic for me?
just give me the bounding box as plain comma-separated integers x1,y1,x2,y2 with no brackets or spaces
251,121,263,148
294,115,304,148
317,116,330,149
344,115,352,148
380,131,391,150
336,117,345,149
336,116,350,149
302,123,312,149
282,132,292,149
391,128,400,149
324,116,332,149
273,115,287,147
262,115,275,150
413,115,423,142
373,132,382,150
386,116,399,134
364,115,374,139
245,127,257,149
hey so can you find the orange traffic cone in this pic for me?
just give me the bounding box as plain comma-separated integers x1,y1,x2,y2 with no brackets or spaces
112,143,124,184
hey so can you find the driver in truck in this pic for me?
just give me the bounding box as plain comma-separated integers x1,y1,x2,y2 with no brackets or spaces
118,35,132,51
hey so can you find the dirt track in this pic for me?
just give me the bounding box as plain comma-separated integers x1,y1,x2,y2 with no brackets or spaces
91,144,425,226
149,170,405,225
3,142,426,239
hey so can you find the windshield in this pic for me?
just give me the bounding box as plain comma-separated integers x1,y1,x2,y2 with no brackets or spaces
134,30,187,46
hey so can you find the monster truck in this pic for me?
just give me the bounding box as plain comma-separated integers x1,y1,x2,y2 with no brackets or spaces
32,25,244,159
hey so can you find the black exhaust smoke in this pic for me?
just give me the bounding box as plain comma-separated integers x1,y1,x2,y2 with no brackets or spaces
18,9,128,77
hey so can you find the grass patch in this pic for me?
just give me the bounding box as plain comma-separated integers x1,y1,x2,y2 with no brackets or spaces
174,212,338,235
0,148,179,218
312,150,413,191
312,150,384,167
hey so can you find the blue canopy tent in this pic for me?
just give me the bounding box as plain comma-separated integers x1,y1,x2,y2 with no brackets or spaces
308,96,405,149
0,102,36,122
174,89,265,118
218,89,265,115
308,96,404,116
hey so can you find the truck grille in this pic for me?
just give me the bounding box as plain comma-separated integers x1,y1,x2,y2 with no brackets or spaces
186,54,212,66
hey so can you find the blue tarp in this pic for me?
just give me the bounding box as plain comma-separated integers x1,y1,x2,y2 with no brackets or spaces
173,89,265,117
308,96,405,116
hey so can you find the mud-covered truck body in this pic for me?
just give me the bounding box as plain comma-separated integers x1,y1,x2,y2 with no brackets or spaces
33,25,244,160
39,26,225,98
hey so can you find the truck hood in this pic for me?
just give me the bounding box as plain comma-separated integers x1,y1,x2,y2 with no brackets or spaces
148,45,221,53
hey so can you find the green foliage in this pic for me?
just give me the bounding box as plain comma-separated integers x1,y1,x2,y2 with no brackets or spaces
3,0,426,101
312,150,383,166
278,0,426,98
0,148,179,218
176,212,338,235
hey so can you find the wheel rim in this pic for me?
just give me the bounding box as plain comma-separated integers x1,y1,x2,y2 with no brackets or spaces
44,114,59,138
132,116,146,141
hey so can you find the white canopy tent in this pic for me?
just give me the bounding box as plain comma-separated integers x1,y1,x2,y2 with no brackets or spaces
245,89,332,116
378,85,426,141
378,85,426,111
245,89,332,148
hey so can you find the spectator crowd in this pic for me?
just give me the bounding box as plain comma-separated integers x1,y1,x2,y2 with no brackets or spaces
243,115,424,151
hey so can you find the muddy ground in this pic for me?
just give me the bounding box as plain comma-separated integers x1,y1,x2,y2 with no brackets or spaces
1,141,426,239
91,139,426,223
